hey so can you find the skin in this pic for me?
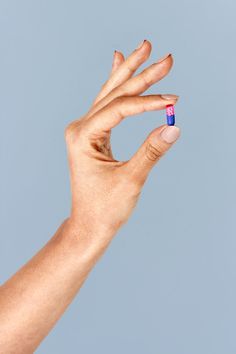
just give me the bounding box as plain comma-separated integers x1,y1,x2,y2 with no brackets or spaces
0,39,181,353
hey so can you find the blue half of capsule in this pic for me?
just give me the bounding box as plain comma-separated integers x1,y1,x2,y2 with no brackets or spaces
167,114,175,126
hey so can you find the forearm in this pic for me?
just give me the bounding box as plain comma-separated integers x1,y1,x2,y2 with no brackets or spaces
0,219,113,354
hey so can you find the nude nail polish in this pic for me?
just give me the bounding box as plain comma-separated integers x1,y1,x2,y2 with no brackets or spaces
161,94,179,101
161,126,180,143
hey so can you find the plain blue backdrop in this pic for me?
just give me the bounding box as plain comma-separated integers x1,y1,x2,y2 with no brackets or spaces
0,0,236,353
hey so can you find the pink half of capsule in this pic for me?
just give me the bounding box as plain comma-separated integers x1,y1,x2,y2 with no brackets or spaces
166,104,175,126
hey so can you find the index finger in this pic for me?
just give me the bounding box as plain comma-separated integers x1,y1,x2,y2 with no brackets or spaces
86,94,179,134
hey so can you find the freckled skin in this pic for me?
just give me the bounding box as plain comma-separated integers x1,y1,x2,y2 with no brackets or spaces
0,40,180,354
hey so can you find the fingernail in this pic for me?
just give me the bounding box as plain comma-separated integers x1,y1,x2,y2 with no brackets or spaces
157,53,171,64
160,126,180,144
135,39,146,50
161,94,179,101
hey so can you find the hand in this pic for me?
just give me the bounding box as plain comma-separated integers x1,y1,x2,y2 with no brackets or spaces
65,40,180,239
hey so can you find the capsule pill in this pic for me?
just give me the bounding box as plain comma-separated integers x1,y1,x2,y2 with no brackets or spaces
166,104,175,126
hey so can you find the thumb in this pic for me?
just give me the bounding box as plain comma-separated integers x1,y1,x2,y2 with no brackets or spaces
127,124,181,185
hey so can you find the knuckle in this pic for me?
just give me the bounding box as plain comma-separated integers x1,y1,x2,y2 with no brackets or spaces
120,165,145,191
145,142,163,162
64,120,84,143
122,173,143,197
140,72,151,88
113,96,125,105
110,96,126,117
130,176,145,192
126,63,135,75
115,85,127,97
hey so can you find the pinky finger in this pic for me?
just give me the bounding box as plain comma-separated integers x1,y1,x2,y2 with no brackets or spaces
110,50,125,75
91,51,125,107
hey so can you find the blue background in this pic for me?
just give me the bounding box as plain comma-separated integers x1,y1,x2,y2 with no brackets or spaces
0,0,235,353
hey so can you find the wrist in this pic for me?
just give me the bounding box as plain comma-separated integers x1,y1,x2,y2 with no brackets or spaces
59,217,116,262
66,213,118,240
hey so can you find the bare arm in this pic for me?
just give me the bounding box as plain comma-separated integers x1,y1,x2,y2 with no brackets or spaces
0,40,180,353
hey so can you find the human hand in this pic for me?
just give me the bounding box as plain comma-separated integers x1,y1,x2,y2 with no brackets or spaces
65,40,180,240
